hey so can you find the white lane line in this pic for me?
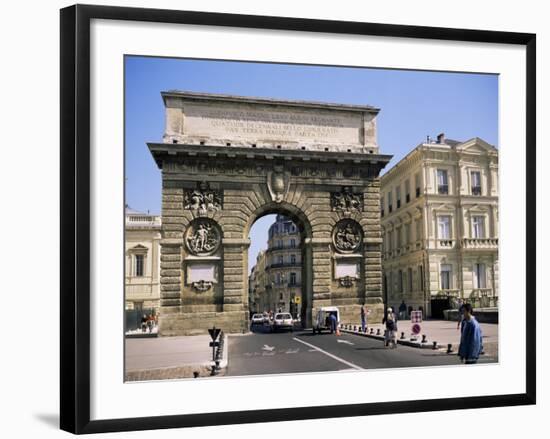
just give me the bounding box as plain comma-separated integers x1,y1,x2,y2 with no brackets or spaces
293,337,364,370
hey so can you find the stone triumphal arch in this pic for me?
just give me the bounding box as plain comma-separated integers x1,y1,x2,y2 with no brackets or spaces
147,91,392,335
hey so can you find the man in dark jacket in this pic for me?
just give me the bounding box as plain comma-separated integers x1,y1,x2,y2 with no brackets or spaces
458,303,483,364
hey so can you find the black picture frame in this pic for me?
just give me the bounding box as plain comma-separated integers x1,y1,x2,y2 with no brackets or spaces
60,4,536,434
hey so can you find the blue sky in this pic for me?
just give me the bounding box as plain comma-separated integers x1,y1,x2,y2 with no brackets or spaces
125,56,498,273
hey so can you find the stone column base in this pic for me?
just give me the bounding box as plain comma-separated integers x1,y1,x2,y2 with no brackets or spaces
159,311,250,336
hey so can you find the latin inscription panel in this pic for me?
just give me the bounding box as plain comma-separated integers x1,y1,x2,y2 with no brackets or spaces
183,103,363,145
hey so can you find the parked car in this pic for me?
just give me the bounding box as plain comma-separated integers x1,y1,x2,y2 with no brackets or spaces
312,306,340,334
251,313,266,325
271,312,294,332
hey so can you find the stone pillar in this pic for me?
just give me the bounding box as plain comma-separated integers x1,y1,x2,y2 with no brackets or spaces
362,179,385,323
310,239,332,314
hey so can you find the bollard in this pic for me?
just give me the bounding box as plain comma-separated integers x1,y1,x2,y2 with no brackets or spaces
400,331,405,340
432,341,438,350
421,334,427,343
354,325,358,332
376,328,381,336
370,327,374,334
193,371,199,378
447,343,453,354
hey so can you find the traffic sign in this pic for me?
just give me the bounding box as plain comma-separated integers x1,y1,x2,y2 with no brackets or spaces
411,310,423,323
412,323,421,335
208,326,221,341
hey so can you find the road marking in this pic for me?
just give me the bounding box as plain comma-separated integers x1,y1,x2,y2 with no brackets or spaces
337,339,355,345
285,348,299,354
293,337,364,370
262,344,275,352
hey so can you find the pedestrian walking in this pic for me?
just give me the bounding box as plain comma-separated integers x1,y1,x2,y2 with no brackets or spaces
398,300,407,320
360,305,366,332
457,299,465,330
458,303,483,364
382,307,398,348
329,312,338,334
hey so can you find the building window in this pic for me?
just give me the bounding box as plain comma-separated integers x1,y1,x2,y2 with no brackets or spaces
291,254,296,264
134,301,143,312
471,171,482,195
415,173,421,197
388,191,393,213
438,215,451,239
472,215,485,238
396,186,401,209
380,197,385,217
280,293,283,300
387,231,392,251
276,273,281,284
437,169,449,194
419,265,424,291
289,272,297,286
277,239,282,249
440,264,452,290
405,179,411,203
290,238,296,248
473,263,487,288
398,269,403,293
408,267,413,292
405,223,411,245
135,254,144,277
278,255,283,264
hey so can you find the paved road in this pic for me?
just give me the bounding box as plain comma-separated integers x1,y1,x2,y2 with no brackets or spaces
227,325,497,377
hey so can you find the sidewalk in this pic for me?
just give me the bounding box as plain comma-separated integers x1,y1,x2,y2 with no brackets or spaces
341,319,498,357
125,334,228,381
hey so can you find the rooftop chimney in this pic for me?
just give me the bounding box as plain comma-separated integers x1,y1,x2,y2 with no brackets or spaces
437,132,445,144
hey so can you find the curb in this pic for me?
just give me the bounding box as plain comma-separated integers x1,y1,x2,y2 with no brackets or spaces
339,326,441,349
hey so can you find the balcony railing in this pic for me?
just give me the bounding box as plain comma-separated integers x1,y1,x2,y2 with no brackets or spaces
437,184,449,194
437,239,455,248
266,262,301,269
461,238,498,249
432,289,460,298
468,288,498,308
266,245,298,253
471,186,482,196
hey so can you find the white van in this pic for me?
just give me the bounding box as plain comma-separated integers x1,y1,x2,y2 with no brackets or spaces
312,306,340,334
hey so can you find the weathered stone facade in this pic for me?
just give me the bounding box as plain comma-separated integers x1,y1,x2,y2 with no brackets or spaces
148,91,391,335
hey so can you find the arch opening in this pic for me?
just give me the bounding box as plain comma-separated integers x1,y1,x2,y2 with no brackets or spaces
246,204,313,329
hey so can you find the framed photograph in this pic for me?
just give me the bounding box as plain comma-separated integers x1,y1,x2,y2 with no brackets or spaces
60,4,536,434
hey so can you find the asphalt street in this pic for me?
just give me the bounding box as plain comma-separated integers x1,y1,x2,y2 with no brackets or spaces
227,324,497,377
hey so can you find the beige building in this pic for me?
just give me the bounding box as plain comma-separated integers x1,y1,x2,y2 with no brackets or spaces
249,215,303,316
249,250,267,313
380,134,499,318
125,206,161,311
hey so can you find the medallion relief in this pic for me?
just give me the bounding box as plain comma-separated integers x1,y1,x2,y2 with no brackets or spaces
332,219,363,253
185,219,221,256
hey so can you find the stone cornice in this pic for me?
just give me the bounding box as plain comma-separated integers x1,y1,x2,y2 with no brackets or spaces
148,143,392,170
161,90,380,114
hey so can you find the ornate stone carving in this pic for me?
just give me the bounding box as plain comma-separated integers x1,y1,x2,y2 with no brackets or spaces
333,220,363,253
184,181,222,213
339,276,356,287
185,219,221,256
267,165,290,203
191,280,213,292
331,186,364,213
